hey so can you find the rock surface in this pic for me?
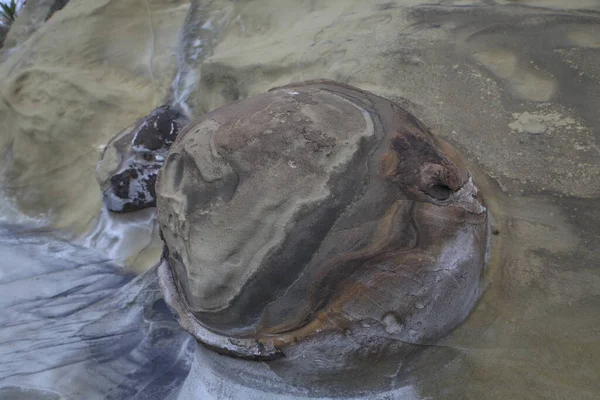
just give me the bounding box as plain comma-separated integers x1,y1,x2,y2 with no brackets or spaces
1,0,70,52
0,0,599,399
157,80,490,359
0,0,189,234
96,104,190,213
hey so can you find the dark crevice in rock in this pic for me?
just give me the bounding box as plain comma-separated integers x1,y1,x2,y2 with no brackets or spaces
45,0,70,21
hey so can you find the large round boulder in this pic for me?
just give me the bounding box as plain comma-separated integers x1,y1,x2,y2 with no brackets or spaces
156,80,490,360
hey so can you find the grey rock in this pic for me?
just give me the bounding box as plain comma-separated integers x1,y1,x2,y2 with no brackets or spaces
156,80,490,360
1,0,70,52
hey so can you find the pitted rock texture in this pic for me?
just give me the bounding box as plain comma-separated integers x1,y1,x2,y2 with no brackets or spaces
96,105,190,213
156,80,490,359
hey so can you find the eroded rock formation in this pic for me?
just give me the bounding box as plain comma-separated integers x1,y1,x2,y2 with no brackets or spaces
157,80,490,360
96,105,190,213
1,0,71,52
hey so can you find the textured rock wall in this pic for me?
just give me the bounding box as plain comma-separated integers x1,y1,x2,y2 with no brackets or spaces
196,0,600,200
1,0,598,235
2,0,70,51
0,0,189,234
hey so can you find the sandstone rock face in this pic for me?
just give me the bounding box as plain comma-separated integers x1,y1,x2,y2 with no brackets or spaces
0,24,7,49
157,80,490,359
0,0,189,233
2,0,70,52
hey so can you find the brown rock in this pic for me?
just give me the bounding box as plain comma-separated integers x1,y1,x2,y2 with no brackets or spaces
155,80,490,360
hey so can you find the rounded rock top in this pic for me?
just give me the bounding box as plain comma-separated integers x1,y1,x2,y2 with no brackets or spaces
96,105,190,213
156,80,490,360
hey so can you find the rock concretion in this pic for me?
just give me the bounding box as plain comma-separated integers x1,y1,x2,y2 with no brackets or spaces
157,80,490,359
96,105,190,213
